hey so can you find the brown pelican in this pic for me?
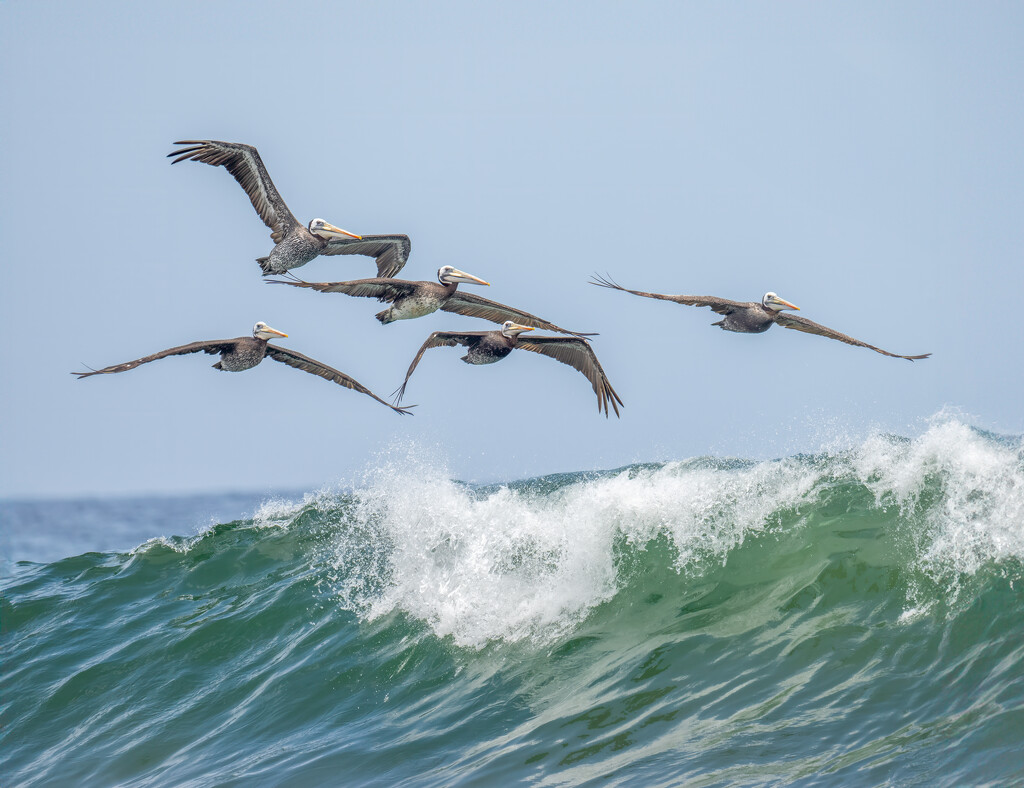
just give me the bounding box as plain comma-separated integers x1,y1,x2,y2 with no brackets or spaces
74,322,413,414
394,322,623,417
271,267,594,335
591,275,931,361
169,140,411,277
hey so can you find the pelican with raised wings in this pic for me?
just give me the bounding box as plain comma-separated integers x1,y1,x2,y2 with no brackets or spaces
394,322,622,417
169,140,411,277
271,266,594,335
74,322,413,414
591,275,931,361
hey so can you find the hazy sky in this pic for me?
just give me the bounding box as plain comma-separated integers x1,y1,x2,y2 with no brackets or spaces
2,1,1021,498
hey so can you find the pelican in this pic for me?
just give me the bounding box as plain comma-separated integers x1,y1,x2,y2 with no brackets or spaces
591,275,931,361
271,267,594,335
394,321,623,417
169,140,411,277
74,322,413,414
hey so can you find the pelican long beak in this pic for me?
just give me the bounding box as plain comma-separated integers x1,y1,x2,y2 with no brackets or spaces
447,268,491,286
508,323,535,334
265,327,289,338
773,297,800,311
318,222,362,240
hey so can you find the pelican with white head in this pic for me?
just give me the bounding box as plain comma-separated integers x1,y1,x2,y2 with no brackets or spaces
308,218,362,242
761,292,800,312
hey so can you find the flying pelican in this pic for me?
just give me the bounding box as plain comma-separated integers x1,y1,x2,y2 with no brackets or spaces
591,275,931,361
271,267,594,335
74,322,413,414
394,321,623,417
169,140,411,277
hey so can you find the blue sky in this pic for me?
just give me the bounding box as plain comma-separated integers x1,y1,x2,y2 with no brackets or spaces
1,1,1021,498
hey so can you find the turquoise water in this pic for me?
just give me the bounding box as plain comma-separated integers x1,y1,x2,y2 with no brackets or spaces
3,418,1023,786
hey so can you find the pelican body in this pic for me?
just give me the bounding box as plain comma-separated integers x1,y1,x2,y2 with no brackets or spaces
708,298,781,334
258,218,350,275
211,335,273,371
375,266,490,324
591,275,931,361
74,322,413,414
458,330,521,365
394,322,622,417
169,140,411,278
272,266,593,335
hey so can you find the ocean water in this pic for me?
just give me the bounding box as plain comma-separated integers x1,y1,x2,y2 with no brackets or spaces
2,417,1023,786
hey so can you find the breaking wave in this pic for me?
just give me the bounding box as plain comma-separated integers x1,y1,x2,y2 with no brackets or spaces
3,415,1022,786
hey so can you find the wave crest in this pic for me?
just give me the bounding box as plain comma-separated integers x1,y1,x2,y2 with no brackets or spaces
304,417,1022,647
852,417,1024,604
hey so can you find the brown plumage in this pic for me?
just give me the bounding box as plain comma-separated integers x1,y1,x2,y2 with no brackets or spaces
394,323,622,417
591,275,931,361
271,267,594,335
169,140,410,277
74,322,413,415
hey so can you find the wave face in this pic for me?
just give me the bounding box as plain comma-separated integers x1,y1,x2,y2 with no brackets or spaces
3,417,1023,786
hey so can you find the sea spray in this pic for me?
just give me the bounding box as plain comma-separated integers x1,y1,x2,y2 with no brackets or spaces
304,415,1023,647
851,416,1024,610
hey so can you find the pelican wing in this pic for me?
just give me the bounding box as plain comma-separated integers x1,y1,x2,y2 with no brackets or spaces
774,313,931,361
516,336,624,418
320,234,412,278
73,339,240,378
169,140,300,243
267,277,418,302
392,331,491,403
441,292,595,336
590,275,750,316
264,345,413,414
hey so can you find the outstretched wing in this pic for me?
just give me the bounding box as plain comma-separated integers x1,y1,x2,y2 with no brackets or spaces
73,339,239,378
773,313,931,361
264,345,413,414
392,331,491,403
590,274,751,316
441,291,596,336
169,140,301,243
516,336,624,418
266,276,418,303
321,234,412,278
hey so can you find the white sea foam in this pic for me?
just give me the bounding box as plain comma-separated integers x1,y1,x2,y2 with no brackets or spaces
852,414,1024,597
311,415,1023,647
320,447,827,648
251,488,340,530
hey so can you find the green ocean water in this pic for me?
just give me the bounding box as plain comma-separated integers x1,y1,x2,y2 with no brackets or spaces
3,418,1023,786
